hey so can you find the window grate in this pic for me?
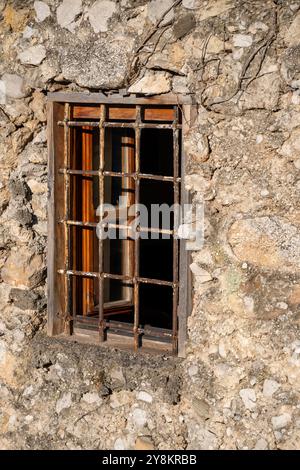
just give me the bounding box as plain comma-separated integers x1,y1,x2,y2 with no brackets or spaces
55,101,183,355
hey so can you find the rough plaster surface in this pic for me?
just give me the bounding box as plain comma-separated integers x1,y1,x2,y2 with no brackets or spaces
0,0,300,450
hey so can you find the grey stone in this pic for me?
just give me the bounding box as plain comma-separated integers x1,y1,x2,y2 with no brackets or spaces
137,391,153,403
148,0,174,26
56,0,82,30
56,392,72,414
132,408,147,427
61,36,133,89
81,392,102,404
88,0,117,33
239,388,256,410
272,413,292,430
183,0,201,9
173,13,196,39
9,178,30,199
263,379,280,398
34,1,51,22
233,34,253,48
254,438,268,450
18,45,46,66
0,74,27,100
9,288,41,311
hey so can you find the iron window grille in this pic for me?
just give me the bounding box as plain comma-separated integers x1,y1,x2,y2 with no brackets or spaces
47,93,192,356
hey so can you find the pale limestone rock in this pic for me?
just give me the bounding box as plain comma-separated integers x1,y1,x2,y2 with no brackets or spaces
147,0,174,26
88,0,117,33
188,364,198,377
254,438,268,450
263,379,280,398
56,392,72,414
27,180,47,194
23,26,35,39
34,1,51,22
239,388,256,410
185,174,210,193
183,0,201,9
198,0,234,21
135,436,155,450
272,413,292,430
207,36,224,54
285,12,300,47
132,408,147,427
228,217,300,271
0,74,26,99
239,72,280,110
137,391,153,403
172,76,189,94
190,263,212,282
1,249,44,288
114,437,126,450
233,34,253,47
128,72,171,95
57,0,82,29
18,45,46,66
81,392,101,404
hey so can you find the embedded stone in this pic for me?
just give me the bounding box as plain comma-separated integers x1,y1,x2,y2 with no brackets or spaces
0,74,26,100
34,1,51,22
57,0,82,29
137,391,153,403
18,45,46,66
233,34,253,47
285,12,300,47
128,72,171,95
88,0,116,33
173,13,196,39
272,413,292,430
183,0,201,9
228,216,300,271
239,388,256,410
263,379,280,398
148,0,174,26
132,408,147,427
56,392,72,414
1,249,44,288
198,0,234,21
61,36,133,89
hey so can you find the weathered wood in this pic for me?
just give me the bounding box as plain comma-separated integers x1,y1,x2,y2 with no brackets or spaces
73,105,176,122
47,91,192,105
47,101,65,336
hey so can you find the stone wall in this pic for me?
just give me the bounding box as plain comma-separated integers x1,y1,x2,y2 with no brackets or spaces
0,0,300,450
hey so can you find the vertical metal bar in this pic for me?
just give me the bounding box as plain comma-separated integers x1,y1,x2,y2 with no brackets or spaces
133,106,141,351
172,106,180,354
63,103,71,334
98,104,106,342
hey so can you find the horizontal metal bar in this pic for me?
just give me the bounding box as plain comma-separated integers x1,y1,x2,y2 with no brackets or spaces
58,269,176,287
75,316,173,339
57,120,182,130
59,220,174,235
59,168,180,183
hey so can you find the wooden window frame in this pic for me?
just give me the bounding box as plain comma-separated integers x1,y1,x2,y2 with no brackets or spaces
47,92,194,357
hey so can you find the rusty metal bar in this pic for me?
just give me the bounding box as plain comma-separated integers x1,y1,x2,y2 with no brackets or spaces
59,168,181,183
58,120,181,130
58,269,175,287
98,104,106,341
60,220,174,235
75,316,173,340
63,103,72,335
133,106,141,351
172,106,180,355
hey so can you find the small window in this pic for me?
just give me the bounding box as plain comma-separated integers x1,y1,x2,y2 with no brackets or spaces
47,93,191,356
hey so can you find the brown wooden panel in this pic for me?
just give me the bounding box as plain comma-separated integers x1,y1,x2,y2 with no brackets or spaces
47,101,65,336
143,107,175,122
72,105,175,122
